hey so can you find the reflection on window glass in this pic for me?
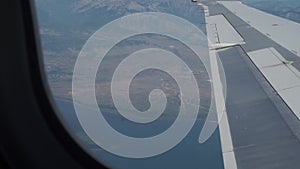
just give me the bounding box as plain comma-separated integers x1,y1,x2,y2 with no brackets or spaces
34,0,300,169
34,1,223,168
35,0,300,169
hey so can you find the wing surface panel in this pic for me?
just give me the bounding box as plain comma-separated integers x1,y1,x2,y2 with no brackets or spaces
198,1,300,168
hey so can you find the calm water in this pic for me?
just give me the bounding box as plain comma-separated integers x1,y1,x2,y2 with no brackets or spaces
55,99,224,169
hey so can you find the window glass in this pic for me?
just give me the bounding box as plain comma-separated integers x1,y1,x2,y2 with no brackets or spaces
34,1,223,168
34,0,300,169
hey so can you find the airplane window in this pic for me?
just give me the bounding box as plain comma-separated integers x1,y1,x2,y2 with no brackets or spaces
35,0,223,169
34,0,300,169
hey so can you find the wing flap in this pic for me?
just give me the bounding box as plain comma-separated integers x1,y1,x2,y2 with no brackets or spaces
248,47,300,120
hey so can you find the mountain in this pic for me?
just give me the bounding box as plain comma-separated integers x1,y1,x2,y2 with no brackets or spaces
34,0,206,100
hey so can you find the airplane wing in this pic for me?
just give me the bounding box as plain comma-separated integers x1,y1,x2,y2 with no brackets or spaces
196,1,300,169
